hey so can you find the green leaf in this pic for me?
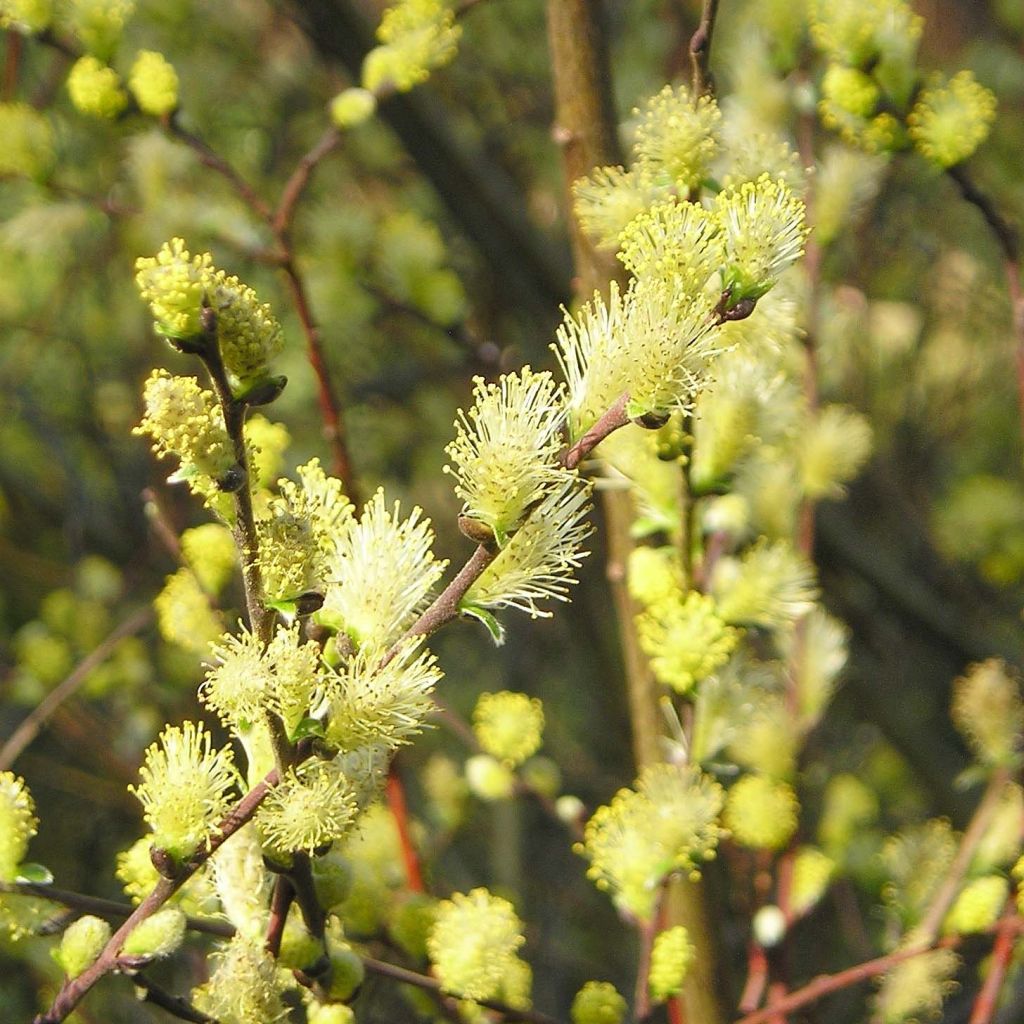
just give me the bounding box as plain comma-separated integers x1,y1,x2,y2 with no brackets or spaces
289,716,326,742
16,862,53,884
461,604,506,646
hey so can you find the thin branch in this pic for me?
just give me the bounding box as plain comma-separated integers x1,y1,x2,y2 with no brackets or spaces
132,974,217,1024
35,772,277,1023
562,393,630,470
689,0,720,98
265,875,294,957
732,931,983,1024
968,902,1020,1024
166,117,273,222
945,164,1024,444
387,762,425,892
272,126,342,234
361,956,564,1024
0,606,154,770
0,882,234,938
917,766,1011,943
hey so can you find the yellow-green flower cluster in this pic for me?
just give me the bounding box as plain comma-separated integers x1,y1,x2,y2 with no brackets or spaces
427,888,526,1002
638,592,740,694
809,0,922,70
363,0,461,93
648,926,694,1001
881,819,957,925
580,763,725,920
135,370,234,500
627,546,683,607
67,56,127,119
330,87,377,128
632,84,721,192
0,103,54,177
130,720,239,860
154,568,223,654
203,623,322,737
798,405,872,500
0,772,37,881
465,753,516,801
874,947,959,1024
445,368,567,546
258,458,353,601
908,71,997,168
573,166,664,251
321,489,446,652
943,875,1008,935
129,50,179,117
318,640,441,752
951,659,1023,767
180,523,237,596
256,759,359,855
724,774,798,850
135,239,283,387
571,981,627,1024
789,846,835,916
0,0,51,32
192,935,289,1024
463,476,592,624
122,906,186,960
135,239,215,341
56,915,111,978
716,174,809,302
64,0,134,57
472,691,545,767
712,539,817,628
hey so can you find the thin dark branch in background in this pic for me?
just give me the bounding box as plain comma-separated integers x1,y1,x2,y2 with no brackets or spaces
0,606,154,770
132,975,218,1024
689,0,720,97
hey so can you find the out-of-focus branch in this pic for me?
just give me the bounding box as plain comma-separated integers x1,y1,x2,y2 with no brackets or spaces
0,606,154,770
689,0,720,97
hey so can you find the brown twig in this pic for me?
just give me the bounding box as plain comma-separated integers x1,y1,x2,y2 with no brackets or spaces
968,901,1020,1024
36,772,278,1023
0,882,234,938
0,606,154,770
732,931,983,1024
272,126,342,235
917,766,1011,943
361,955,564,1024
689,0,720,98
265,875,294,957
945,164,1024,444
3,29,22,101
132,974,217,1024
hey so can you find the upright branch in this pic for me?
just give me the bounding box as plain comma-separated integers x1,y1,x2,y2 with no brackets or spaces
689,0,720,98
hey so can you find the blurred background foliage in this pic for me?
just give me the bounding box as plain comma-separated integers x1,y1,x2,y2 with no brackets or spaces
1,0,1023,1020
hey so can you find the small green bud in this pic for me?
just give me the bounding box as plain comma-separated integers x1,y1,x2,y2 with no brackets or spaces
279,907,322,970
520,756,562,799
312,850,355,911
326,940,366,1002
571,980,627,1024
330,88,377,127
121,907,186,960
55,915,111,978
389,891,438,960
309,1005,356,1024
465,754,515,801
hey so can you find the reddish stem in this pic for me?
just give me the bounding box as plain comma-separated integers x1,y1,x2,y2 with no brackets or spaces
968,903,1019,1024
265,875,294,957
387,762,425,892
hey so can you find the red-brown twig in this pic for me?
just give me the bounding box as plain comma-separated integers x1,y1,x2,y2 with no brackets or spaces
968,901,1020,1024
35,772,278,1023
387,762,425,892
